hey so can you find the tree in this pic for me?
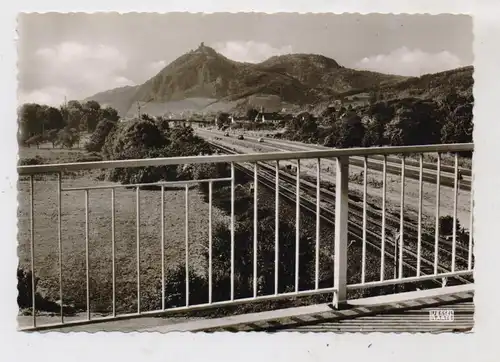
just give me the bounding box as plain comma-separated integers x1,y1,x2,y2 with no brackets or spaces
82,100,102,132
369,91,378,105
441,103,473,144
100,106,120,122
35,105,50,134
361,102,394,147
25,134,43,149
102,119,172,183
46,129,59,148
323,122,338,147
168,126,212,156
335,113,365,148
246,108,259,121
439,215,462,236
61,100,84,130
18,103,43,141
321,105,337,118
155,116,170,132
141,113,155,122
216,112,230,129
285,112,318,142
56,128,80,149
43,106,65,130
362,117,385,147
384,100,442,146
67,100,83,110
85,119,118,152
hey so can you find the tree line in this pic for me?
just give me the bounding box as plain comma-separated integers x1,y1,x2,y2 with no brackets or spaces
283,92,473,152
17,100,120,149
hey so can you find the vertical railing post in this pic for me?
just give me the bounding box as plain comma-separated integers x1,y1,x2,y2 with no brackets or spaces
295,159,301,293
29,176,36,327
230,163,235,301
136,187,141,313
333,156,349,308
160,186,165,310
57,172,63,323
111,188,117,316
274,161,280,295
85,190,90,320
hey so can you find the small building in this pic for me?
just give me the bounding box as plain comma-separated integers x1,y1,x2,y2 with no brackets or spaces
254,112,284,123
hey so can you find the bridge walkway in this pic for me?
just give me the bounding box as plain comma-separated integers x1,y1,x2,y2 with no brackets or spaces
19,285,473,333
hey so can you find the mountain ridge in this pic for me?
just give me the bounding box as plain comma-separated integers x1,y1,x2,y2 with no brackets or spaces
84,43,472,117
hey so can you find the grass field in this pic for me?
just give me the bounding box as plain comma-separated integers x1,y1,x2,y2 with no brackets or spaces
17,145,229,314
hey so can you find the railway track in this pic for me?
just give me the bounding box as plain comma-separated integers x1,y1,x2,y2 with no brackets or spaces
210,142,472,287
235,133,473,178
196,128,472,191
266,163,470,265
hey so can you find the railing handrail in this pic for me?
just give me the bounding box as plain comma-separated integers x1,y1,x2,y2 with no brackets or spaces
17,143,474,175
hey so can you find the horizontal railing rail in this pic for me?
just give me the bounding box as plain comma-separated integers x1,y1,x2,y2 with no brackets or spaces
17,142,474,331
17,143,473,175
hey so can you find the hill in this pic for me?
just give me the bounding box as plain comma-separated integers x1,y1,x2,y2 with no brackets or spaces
83,85,140,117
374,66,473,100
309,66,474,116
84,43,472,118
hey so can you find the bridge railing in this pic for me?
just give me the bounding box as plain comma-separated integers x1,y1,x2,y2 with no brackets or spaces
17,143,474,331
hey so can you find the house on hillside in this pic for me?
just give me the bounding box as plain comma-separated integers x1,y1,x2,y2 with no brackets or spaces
254,112,284,123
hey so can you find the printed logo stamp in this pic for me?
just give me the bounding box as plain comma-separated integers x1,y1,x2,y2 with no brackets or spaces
429,309,455,322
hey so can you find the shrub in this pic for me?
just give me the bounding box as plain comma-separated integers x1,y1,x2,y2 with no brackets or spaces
18,156,45,166
17,268,37,309
102,119,168,160
155,117,170,132
56,127,80,148
107,146,178,184
102,119,173,184
25,134,44,149
85,119,117,152
439,215,461,236
75,153,103,163
337,114,364,148
101,121,214,185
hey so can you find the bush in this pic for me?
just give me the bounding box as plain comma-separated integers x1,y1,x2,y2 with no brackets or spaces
17,268,75,314
17,268,37,309
102,119,168,160
102,119,172,183
335,113,365,148
18,156,45,166
56,127,80,148
75,153,103,163
101,121,214,185
25,134,43,148
439,215,461,236
155,117,170,132
85,119,117,152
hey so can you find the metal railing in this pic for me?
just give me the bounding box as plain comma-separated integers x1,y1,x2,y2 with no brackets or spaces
17,143,474,331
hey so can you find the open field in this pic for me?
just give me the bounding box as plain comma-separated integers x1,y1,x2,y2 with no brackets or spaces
17,146,229,314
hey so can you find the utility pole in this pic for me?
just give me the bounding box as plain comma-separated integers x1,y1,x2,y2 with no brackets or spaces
137,101,142,120
137,98,155,120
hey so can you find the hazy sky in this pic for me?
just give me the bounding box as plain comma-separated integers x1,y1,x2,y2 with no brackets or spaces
17,12,473,106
